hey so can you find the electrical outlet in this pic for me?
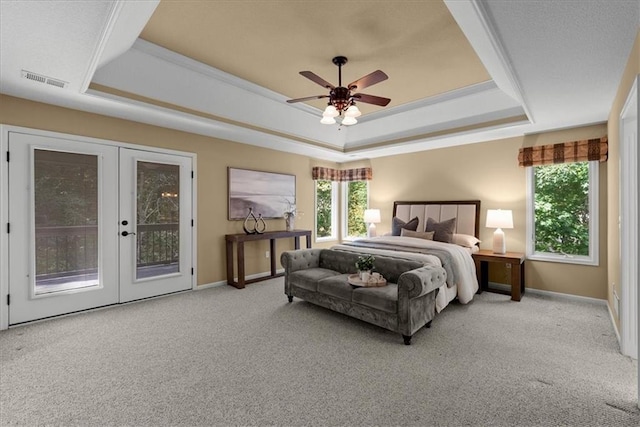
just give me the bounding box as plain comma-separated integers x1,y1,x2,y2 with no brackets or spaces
265,251,270,258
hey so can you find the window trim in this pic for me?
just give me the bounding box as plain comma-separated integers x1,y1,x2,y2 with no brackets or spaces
314,179,338,243
525,161,599,266
340,180,369,241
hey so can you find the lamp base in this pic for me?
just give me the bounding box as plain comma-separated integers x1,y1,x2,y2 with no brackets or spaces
492,228,506,254
368,223,377,238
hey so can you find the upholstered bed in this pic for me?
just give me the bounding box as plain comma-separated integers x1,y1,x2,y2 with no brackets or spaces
333,200,481,312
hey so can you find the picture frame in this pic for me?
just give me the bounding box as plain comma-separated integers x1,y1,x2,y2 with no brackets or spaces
228,167,296,220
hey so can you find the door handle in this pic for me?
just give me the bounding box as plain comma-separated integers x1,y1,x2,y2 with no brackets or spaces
121,231,136,236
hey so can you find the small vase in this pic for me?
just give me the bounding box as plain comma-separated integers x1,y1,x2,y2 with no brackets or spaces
285,215,295,231
255,214,266,234
243,207,257,234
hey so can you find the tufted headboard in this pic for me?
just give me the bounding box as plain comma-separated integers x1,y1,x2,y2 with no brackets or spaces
392,200,481,238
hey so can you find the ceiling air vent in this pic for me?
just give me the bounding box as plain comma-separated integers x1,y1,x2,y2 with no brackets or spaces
21,70,68,89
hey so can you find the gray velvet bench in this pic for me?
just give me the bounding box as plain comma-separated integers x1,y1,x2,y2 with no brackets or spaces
280,248,446,345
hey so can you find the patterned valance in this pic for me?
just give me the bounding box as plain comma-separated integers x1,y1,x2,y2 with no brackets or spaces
312,166,372,181
518,136,608,167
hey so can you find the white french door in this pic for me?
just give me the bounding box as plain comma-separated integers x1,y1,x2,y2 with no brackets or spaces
7,132,193,325
118,149,192,302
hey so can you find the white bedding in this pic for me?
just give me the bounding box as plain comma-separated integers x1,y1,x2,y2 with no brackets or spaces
332,236,479,312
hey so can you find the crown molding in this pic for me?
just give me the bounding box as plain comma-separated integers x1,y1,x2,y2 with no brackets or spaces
358,80,497,123
93,38,529,157
131,39,322,118
444,0,533,122
93,1,160,72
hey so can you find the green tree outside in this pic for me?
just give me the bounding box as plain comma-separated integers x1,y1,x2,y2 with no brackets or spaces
533,162,589,255
316,180,333,237
347,181,367,238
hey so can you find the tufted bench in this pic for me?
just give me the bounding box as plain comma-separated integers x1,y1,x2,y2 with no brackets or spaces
280,248,446,345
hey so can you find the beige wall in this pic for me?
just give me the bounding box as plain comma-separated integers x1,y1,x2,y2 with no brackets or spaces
0,94,611,299
367,123,609,299
607,30,640,330
0,94,337,286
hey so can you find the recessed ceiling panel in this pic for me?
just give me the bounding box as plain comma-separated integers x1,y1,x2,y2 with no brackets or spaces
139,0,491,115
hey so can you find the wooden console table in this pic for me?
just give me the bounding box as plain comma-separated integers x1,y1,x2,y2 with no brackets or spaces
472,249,525,301
225,229,312,289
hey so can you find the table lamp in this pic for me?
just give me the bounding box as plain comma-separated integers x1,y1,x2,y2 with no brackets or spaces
364,209,381,238
485,209,513,254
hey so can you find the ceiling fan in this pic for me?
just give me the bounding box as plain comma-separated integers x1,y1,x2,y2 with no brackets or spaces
286,56,391,125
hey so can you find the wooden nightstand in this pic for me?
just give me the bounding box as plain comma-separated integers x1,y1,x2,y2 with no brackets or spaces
472,249,525,301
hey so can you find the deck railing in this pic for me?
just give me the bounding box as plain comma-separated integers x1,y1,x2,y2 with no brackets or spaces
136,223,179,267
35,223,179,279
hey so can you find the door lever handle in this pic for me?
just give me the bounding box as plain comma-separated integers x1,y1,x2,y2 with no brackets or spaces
121,231,136,236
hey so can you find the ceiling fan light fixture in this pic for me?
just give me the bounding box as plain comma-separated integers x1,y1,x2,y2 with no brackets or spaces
320,115,336,125
341,116,357,126
287,56,390,127
323,105,339,118
345,104,361,118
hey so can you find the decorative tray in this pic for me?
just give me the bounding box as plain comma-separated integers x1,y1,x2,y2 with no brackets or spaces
347,274,387,287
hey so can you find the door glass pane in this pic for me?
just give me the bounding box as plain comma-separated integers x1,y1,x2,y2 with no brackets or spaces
136,161,180,279
34,150,99,295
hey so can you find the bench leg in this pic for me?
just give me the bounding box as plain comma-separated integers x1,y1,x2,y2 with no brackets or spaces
402,335,412,345
287,295,293,303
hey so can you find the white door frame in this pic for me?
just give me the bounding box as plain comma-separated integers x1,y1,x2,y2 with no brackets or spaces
0,127,8,331
619,76,639,408
0,125,198,330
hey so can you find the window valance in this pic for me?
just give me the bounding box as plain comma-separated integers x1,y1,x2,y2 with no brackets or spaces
518,136,607,167
312,166,372,181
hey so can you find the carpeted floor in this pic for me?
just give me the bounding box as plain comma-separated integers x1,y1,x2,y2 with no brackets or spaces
0,278,638,426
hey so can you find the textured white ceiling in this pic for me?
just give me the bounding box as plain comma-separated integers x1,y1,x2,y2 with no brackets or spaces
0,0,116,92
481,0,640,129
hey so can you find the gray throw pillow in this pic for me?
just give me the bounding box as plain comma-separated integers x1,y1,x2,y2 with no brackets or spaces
426,217,456,243
391,216,419,236
401,229,435,240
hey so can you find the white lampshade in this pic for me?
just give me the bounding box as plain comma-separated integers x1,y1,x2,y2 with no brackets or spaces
364,209,381,224
341,116,357,126
364,209,381,238
323,105,339,118
486,209,513,254
345,105,362,118
320,115,336,125
485,209,513,229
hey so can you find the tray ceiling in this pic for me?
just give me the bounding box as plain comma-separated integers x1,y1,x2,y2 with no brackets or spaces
139,0,491,115
0,0,637,162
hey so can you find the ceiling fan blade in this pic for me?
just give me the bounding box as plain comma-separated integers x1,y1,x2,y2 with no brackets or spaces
348,70,388,91
300,71,335,89
352,93,391,107
286,95,329,103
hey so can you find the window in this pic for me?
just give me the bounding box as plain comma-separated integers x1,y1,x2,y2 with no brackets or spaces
315,179,338,241
526,161,598,265
342,180,368,240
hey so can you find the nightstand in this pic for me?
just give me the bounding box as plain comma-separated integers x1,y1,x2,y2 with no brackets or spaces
472,249,525,301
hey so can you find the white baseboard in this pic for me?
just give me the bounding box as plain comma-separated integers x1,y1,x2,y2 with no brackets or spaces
607,303,622,345
487,281,607,305
196,281,227,290
197,269,285,290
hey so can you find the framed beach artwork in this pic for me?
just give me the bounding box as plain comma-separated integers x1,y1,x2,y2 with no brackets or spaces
228,167,296,220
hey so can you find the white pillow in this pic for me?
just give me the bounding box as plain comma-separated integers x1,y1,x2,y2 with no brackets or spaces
452,233,481,248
